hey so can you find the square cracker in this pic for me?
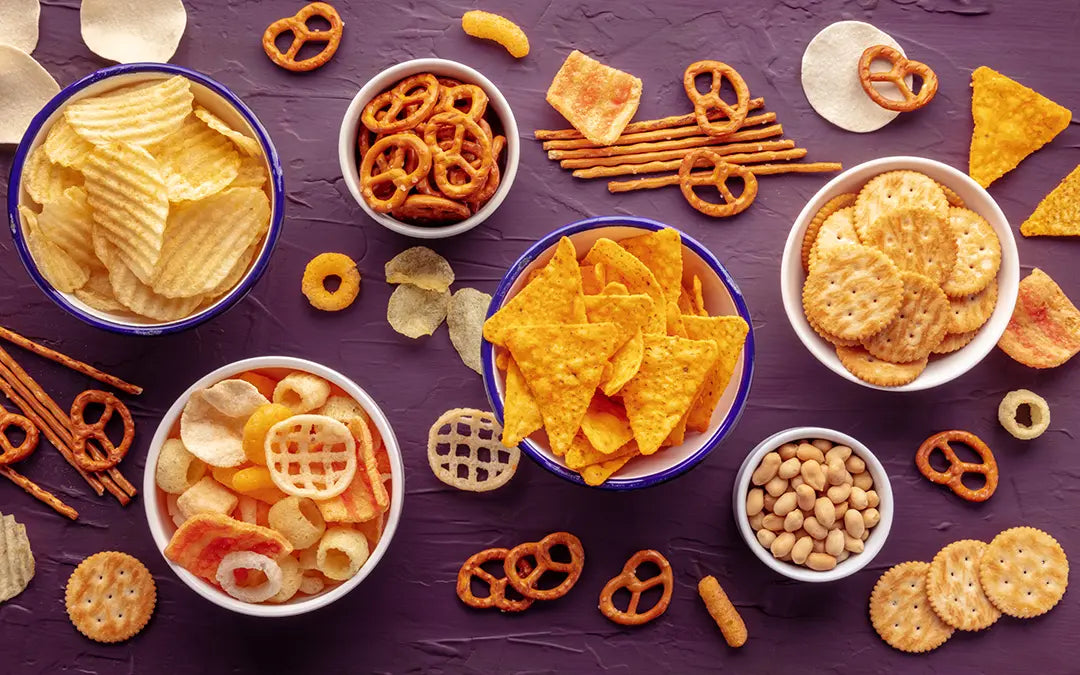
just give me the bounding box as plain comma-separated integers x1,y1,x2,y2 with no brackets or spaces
546,50,642,146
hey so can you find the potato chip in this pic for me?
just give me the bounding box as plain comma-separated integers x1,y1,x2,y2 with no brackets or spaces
447,287,492,375
43,116,95,169
0,0,40,54
230,154,268,189
34,186,96,268
565,432,638,470
22,143,83,206
193,105,262,157
387,284,451,339
1020,164,1080,237
164,512,292,580
998,268,1080,368
682,315,749,433
546,50,642,146
273,372,331,414
385,246,455,292
208,242,258,298
73,268,125,313
153,114,241,202
583,238,666,334
620,334,719,455
0,512,34,603
180,379,270,467
97,239,203,321
20,206,89,293
501,357,543,448
64,75,193,147
584,292,653,395
0,45,59,145
579,396,633,455
619,228,683,306
80,0,187,64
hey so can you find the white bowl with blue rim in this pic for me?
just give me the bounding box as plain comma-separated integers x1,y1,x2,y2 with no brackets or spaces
6,63,285,336
481,216,755,490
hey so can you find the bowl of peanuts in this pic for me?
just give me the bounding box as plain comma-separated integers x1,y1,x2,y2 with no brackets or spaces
733,427,893,582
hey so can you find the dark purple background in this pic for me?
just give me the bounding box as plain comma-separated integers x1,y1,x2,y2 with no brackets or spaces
2,1,1078,672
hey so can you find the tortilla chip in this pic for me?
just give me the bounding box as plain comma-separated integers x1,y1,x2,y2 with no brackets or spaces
601,281,628,295
692,275,707,316
583,238,666,334
579,396,634,455
682,315,750,432
483,237,586,346
565,433,639,470
504,322,625,456
666,301,687,337
579,446,638,486
662,410,689,447
545,50,642,146
501,357,543,448
998,268,1080,369
969,66,1072,188
619,228,683,306
1020,164,1080,237
584,292,654,395
580,264,605,294
621,334,720,455
677,286,695,315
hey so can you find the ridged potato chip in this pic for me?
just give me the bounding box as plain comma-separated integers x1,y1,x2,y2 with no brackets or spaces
35,186,97,269
21,206,89,292
193,105,261,157
98,239,202,321
180,379,270,467
229,155,268,189
153,114,241,202
384,246,455,292
447,287,492,375
387,284,451,339
208,242,258,298
64,75,193,147
22,143,83,206
74,269,126,313
43,116,94,168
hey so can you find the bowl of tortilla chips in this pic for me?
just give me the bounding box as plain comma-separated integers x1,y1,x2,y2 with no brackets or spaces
480,216,754,490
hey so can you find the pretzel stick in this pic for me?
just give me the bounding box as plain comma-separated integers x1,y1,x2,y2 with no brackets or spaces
534,97,766,140
547,124,783,161
560,140,796,170
572,149,808,180
607,162,845,193
0,326,142,395
542,112,777,151
0,466,78,520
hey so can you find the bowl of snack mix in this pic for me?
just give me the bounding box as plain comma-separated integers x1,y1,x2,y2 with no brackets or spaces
781,156,1019,391
7,63,285,335
338,57,520,239
143,356,403,617
481,216,754,490
733,427,893,583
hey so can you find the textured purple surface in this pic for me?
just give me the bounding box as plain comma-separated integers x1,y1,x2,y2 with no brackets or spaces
1,1,1078,673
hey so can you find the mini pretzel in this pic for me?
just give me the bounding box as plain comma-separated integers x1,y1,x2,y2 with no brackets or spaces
457,547,535,613
359,134,432,212
69,390,134,473
261,2,343,72
916,430,998,502
858,45,938,113
504,532,585,601
466,135,505,212
683,61,750,137
392,194,471,224
362,74,440,134
678,149,758,217
423,112,493,200
0,410,38,466
598,550,673,626
436,84,489,121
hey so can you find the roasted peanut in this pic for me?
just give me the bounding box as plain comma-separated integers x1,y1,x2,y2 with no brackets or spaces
763,493,777,512
778,457,802,480
826,457,850,486
746,488,764,516
751,452,781,485
826,483,851,505
757,529,777,548
784,510,804,532
803,516,828,540
845,454,865,474
796,443,825,463
833,501,848,520
853,471,873,491
814,497,836,528
811,439,833,452
862,507,880,529
849,486,868,510
795,484,816,511
866,490,879,508
835,549,850,563
844,508,865,539
749,511,765,531
777,442,799,460
773,492,798,517
801,459,826,491
791,536,813,565
790,475,804,489
812,538,825,553
763,514,784,532
806,552,837,571
844,532,864,553
825,445,851,463
765,475,789,498
770,532,796,559
825,528,845,556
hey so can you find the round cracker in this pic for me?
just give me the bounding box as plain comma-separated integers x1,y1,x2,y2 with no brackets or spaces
802,244,903,341
863,272,950,363
808,312,858,347
979,527,1069,618
941,207,1001,298
801,193,857,273
66,551,156,643
932,330,978,355
939,182,965,208
862,207,958,286
926,540,1001,631
870,561,954,653
836,345,927,387
809,207,860,272
855,171,949,243
948,276,998,333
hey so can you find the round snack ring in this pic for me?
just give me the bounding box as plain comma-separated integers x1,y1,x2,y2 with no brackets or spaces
437,84,489,121
504,532,585,601
998,389,1051,440
69,390,134,473
392,194,471,225
215,551,284,604
0,410,39,466
265,414,357,499
598,549,674,626
423,112,493,200
456,547,535,613
683,60,750,137
301,252,361,311
359,134,433,212
261,2,343,72
361,74,440,134
858,45,938,113
916,430,998,502
678,150,758,218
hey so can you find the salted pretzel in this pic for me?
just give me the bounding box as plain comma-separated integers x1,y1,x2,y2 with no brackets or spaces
359,134,432,212
0,409,38,466
69,390,134,473
466,135,505,212
261,2,343,72
504,532,585,601
423,112,493,200
598,549,674,626
393,194,471,224
678,149,758,217
916,430,998,502
362,74,440,134
436,84,489,121
456,547,535,613
858,45,938,112
683,60,750,137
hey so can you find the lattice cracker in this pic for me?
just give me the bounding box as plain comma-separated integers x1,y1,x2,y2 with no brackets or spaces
427,408,519,492
265,414,357,499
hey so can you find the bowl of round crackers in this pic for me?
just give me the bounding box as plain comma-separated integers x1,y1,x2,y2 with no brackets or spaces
481,216,754,490
781,156,1019,391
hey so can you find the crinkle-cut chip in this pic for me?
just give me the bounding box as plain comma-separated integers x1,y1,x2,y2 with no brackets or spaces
273,372,331,414
164,512,292,581
809,207,859,272
82,141,169,284
21,206,90,293
979,527,1069,618
969,66,1072,189
862,208,957,287
0,512,34,603
229,155,268,189
461,10,529,58
36,186,96,268
579,396,633,455
208,242,258,299
22,143,83,206
565,432,638,470
802,244,904,341
151,187,270,298
504,322,624,456
153,114,241,202
98,240,202,321
584,292,653,396
941,207,1000,297
948,277,997,334
0,0,41,54
73,268,125,313
854,171,948,243
193,106,262,157
545,49,642,146
387,284,451,339
618,228,683,306
180,379,269,467
0,45,59,145
802,193,858,273
862,272,950,364
1021,164,1080,237
64,75,193,147
483,237,587,346
447,287,492,375
870,561,954,653
583,238,666,334
836,345,927,387
384,246,455,292
579,446,638,486
932,330,978,355
998,268,1080,369
80,0,187,64
501,357,542,449
43,116,95,169
682,315,749,433
621,334,718,455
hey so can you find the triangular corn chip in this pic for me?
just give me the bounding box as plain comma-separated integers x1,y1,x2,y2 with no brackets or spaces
501,357,543,448
584,292,654,395
579,444,639,486
619,228,683,306
683,315,750,433
1020,164,1080,237
565,433,638,470
579,396,634,455
583,238,666,334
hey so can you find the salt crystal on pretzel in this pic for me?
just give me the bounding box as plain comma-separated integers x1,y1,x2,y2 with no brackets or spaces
181,379,269,467
264,414,357,500
164,512,292,580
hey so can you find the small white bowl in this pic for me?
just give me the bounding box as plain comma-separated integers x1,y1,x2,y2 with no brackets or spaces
337,58,519,239
142,356,404,617
780,156,1020,391
732,427,893,583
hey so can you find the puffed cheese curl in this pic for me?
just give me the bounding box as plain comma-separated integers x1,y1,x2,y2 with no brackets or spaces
269,496,327,550
316,526,370,581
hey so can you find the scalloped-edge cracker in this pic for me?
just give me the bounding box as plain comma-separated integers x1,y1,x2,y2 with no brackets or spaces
802,244,903,341
836,345,927,387
948,277,997,334
802,193,857,273
932,330,978,355
809,206,860,272
941,207,1000,297
1020,164,1080,237
854,171,948,243
862,207,957,287
998,268,1080,368
862,272,950,363
926,539,1000,631
870,561,954,653
979,527,1068,618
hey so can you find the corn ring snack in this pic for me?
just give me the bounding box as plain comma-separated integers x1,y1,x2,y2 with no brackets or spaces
301,253,361,312
998,389,1051,440
273,373,331,414
268,496,326,549
215,551,283,603
268,555,303,604
265,414,357,499
461,10,530,58
242,403,294,465
299,573,325,596
231,466,276,494
155,438,207,494
316,526,370,581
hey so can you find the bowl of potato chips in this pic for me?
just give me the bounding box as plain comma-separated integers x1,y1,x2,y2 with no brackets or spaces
7,63,284,335
481,216,754,490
